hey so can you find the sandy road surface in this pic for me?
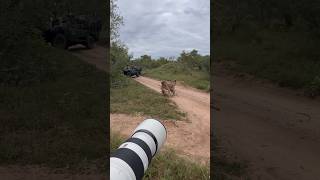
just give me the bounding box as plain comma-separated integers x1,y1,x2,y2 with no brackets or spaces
136,77,210,162
111,76,210,164
213,65,320,179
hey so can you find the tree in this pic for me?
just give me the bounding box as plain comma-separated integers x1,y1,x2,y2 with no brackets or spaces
178,49,202,70
111,0,123,42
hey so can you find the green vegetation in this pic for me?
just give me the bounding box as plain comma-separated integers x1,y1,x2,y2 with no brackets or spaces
0,48,107,171
130,55,172,70
145,62,210,91
214,0,320,96
111,79,185,120
110,42,131,88
133,50,210,91
111,133,210,180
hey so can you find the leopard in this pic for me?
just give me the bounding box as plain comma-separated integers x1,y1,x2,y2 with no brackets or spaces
161,80,176,96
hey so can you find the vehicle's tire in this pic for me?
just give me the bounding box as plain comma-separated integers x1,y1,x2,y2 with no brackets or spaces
86,35,96,49
52,34,68,49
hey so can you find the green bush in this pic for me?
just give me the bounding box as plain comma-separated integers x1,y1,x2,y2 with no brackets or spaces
145,62,210,91
132,55,171,70
110,42,130,88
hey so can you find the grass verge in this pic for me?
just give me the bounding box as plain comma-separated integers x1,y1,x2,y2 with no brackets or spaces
0,48,107,172
144,62,210,91
110,78,185,120
111,132,210,180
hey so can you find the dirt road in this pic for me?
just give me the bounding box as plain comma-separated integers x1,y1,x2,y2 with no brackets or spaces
111,76,210,164
69,46,211,163
213,65,320,179
70,45,107,71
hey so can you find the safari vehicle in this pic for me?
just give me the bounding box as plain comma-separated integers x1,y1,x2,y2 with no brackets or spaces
123,66,142,77
43,14,102,49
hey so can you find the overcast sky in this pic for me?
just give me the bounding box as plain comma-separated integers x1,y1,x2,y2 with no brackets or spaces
117,0,210,59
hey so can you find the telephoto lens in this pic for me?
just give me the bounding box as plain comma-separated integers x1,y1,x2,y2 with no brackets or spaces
110,119,167,180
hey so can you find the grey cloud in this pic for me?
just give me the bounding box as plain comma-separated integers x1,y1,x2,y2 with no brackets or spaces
118,0,210,58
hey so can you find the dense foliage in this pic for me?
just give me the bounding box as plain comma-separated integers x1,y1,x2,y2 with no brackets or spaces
178,49,210,73
130,55,172,69
132,49,210,73
110,42,130,88
110,0,131,88
136,50,210,91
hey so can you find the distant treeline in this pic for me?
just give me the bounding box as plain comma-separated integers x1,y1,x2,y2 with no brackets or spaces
131,50,210,72
111,41,210,74
132,50,210,90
